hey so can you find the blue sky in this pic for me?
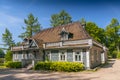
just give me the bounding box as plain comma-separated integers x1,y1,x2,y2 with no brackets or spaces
0,0,120,48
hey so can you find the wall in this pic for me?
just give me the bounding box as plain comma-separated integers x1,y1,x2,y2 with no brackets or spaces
90,45,103,68
51,50,59,61
67,49,73,62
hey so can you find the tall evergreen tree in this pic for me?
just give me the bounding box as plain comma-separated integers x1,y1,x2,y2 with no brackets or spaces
50,10,72,27
19,13,41,39
2,28,15,49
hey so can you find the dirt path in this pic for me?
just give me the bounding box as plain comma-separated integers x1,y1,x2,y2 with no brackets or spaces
0,59,119,80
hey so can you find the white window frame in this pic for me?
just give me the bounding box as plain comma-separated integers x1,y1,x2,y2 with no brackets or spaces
61,34,68,41
14,53,18,60
45,51,51,60
59,50,67,61
73,49,83,62
75,51,81,61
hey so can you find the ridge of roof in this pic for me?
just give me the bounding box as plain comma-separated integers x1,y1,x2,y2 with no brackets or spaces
38,21,79,33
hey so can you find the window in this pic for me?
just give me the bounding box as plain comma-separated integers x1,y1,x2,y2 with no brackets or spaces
46,52,51,60
60,52,66,61
23,54,25,59
75,52,81,61
60,27,69,41
61,34,68,40
82,49,86,52
15,53,18,59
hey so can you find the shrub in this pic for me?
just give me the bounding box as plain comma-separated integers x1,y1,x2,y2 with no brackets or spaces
0,63,4,66
112,51,117,58
117,52,120,59
0,58,4,63
5,50,13,62
5,61,22,68
34,61,84,72
34,61,52,70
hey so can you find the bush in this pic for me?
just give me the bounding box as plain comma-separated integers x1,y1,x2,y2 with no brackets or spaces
112,51,117,58
0,58,4,63
5,61,22,68
34,61,84,72
5,50,13,62
0,63,4,66
34,61,52,70
117,52,120,59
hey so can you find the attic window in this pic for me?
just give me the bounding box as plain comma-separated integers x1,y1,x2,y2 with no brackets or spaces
60,27,69,41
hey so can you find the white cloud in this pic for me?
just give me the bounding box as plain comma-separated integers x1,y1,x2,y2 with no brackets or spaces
0,12,23,27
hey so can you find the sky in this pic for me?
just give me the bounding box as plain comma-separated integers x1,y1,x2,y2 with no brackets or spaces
0,0,120,48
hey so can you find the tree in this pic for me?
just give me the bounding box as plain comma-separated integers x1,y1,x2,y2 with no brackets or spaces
5,50,13,61
50,10,72,27
85,22,105,44
0,48,5,58
2,28,15,49
19,13,41,39
105,18,120,56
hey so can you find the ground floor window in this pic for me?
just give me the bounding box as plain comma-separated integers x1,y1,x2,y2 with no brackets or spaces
15,53,18,59
75,52,81,61
60,52,66,61
46,52,51,61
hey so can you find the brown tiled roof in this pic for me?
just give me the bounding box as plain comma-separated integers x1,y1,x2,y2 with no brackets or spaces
34,38,43,48
33,22,91,43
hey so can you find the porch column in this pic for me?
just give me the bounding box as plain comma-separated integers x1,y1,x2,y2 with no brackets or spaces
86,49,90,69
101,53,105,64
13,53,15,61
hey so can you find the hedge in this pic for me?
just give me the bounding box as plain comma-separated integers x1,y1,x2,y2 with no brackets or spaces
5,61,22,68
117,52,120,59
0,58,4,63
34,61,84,72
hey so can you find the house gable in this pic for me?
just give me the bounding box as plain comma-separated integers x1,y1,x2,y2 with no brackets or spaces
29,39,39,48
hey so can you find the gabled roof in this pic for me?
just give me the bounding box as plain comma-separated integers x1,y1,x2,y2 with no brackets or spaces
33,22,91,43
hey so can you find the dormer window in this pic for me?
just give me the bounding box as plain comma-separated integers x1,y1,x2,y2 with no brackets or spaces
60,27,69,41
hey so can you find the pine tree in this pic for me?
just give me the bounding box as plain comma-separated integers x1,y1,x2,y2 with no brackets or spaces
19,13,41,39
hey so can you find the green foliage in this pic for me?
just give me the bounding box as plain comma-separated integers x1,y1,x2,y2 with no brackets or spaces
82,18,120,58
0,58,4,63
117,52,120,59
85,22,105,44
0,63,4,66
0,49,5,58
2,28,15,49
50,10,72,27
5,61,22,68
34,61,84,72
19,13,41,39
5,50,13,62
112,51,117,58
105,18,120,57
34,62,52,70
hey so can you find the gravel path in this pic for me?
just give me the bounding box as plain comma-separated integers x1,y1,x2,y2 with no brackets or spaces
0,59,119,80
